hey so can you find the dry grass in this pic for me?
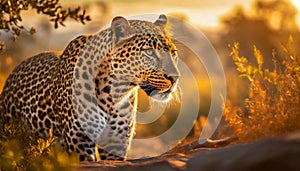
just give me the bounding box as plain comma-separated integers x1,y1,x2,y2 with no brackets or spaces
223,36,300,142
0,117,79,170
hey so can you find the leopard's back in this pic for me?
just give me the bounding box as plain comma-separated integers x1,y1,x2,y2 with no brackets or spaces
0,52,63,136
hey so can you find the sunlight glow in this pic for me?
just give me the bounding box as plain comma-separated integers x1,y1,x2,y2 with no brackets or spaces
291,0,300,25
291,0,300,10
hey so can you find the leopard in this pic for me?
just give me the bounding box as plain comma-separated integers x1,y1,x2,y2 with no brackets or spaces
0,14,180,162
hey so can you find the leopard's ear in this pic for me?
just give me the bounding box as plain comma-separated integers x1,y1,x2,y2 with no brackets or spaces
154,14,167,27
111,16,132,45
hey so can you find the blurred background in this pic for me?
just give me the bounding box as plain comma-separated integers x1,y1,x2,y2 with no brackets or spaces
1,0,300,157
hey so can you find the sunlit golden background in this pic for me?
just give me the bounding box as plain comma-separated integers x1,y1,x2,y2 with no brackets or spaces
1,0,300,156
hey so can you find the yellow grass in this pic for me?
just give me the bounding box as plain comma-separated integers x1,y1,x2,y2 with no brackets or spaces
223,36,300,142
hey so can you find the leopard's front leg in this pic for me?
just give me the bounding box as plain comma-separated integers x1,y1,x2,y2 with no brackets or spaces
95,113,136,160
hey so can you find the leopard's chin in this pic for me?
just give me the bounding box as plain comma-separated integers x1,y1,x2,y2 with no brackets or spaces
150,91,173,102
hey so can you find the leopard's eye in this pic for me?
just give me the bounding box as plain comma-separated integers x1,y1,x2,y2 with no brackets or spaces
142,48,158,59
145,49,154,56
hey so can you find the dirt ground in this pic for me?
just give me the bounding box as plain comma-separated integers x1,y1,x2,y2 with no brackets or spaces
77,130,300,171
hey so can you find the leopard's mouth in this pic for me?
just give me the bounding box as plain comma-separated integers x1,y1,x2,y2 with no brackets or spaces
140,79,178,102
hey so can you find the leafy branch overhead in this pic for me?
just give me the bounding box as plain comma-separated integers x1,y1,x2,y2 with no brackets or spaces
0,0,91,37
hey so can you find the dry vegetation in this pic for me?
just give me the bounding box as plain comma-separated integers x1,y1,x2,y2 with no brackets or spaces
224,37,300,142
0,116,78,170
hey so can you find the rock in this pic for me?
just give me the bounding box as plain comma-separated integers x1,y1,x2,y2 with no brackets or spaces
78,130,300,171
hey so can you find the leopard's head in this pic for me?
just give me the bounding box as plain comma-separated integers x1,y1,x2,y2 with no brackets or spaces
110,15,180,101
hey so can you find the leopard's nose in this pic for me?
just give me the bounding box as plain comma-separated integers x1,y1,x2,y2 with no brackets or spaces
164,74,179,84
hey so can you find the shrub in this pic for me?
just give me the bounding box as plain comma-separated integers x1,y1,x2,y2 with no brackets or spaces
224,36,300,142
0,118,78,170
